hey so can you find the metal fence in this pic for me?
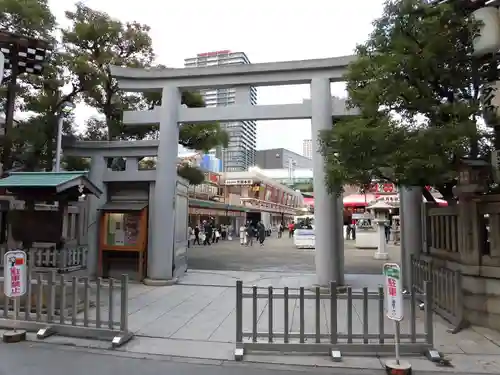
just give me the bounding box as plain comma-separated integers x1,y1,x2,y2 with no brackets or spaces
0,247,88,273
235,280,434,359
411,255,468,333
0,269,132,346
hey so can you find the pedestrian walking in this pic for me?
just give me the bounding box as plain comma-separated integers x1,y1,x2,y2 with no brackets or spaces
203,221,212,245
245,224,254,246
288,221,295,238
257,221,266,246
194,226,201,245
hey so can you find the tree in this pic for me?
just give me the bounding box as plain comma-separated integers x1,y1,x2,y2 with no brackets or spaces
1,0,83,171
319,0,492,202
63,2,228,183
177,163,205,185
0,0,56,107
0,0,55,39
143,91,229,151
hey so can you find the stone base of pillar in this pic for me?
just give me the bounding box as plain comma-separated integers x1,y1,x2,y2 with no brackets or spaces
374,222,389,260
143,277,178,286
373,251,390,260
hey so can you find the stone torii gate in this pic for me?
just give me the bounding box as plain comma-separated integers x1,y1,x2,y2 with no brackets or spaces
110,55,359,286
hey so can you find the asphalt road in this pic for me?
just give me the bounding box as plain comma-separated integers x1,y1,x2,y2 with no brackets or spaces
0,342,384,375
187,237,400,274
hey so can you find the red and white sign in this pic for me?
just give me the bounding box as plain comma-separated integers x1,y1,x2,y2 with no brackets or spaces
204,172,220,185
369,183,398,194
3,250,27,298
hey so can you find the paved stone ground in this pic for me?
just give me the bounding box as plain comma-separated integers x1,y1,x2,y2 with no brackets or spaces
25,237,499,373
68,267,500,373
187,237,401,274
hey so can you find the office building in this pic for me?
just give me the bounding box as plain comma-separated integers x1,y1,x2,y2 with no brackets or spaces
184,50,257,172
302,139,313,159
255,148,313,170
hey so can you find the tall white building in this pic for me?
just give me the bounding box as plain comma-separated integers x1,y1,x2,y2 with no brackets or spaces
184,50,257,172
302,139,313,159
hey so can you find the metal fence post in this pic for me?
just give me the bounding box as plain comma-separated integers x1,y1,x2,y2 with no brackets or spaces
315,286,321,343
330,281,338,344
424,281,434,346
347,287,353,343
299,287,305,343
268,286,273,343
236,280,243,343
47,270,56,323
252,286,257,342
454,270,463,324
284,286,289,344
120,274,129,332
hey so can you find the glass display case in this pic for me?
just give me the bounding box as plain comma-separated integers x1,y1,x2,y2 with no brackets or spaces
105,212,141,247
99,207,148,280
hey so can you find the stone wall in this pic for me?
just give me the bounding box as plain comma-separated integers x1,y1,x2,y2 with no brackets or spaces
422,195,500,330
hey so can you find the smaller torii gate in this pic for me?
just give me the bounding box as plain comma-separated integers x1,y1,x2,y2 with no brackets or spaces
64,140,190,283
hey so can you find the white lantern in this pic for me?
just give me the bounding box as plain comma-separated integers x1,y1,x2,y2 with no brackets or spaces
472,7,500,57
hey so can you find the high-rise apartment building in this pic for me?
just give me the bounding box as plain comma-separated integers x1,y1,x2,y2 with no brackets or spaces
302,139,313,159
184,50,257,172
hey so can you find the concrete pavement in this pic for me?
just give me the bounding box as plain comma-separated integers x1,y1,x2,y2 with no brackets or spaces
0,341,390,375
187,236,401,274
3,238,499,373
7,267,498,373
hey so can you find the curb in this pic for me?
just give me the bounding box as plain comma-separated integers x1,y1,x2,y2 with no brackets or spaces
1,329,497,374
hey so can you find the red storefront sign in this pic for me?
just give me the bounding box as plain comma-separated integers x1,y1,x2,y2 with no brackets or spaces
204,172,220,185
369,182,397,194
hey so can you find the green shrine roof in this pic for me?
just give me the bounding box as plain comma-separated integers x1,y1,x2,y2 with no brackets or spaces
0,171,102,197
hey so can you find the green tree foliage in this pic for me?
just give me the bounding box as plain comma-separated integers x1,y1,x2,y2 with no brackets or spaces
0,0,56,104
1,0,79,170
62,2,155,140
143,91,229,151
177,164,206,185
1,0,228,184
0,0,55,39
319,0,493,200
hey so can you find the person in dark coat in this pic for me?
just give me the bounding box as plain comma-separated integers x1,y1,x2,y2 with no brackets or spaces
245,223,254,246
257,221,266,246
194,226,200,245
203,221,212,245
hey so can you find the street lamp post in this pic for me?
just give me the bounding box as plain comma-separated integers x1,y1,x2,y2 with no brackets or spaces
275,153,297,186
54,101,76,172
287,157,296,185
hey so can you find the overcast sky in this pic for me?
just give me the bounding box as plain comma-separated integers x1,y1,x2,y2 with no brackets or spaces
48,0,384,154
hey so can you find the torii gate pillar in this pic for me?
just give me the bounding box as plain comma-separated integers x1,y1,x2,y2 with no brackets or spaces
311,78,344,286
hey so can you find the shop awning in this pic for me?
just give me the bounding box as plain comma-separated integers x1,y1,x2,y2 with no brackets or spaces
189,198,247,212
343,194,377,207
303,197,314,206
99,201,148,211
